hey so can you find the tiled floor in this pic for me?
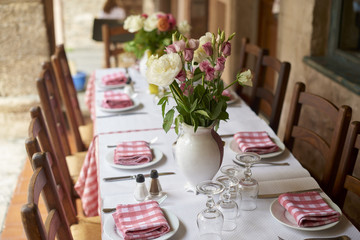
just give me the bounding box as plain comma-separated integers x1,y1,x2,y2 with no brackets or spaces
0,46,103,239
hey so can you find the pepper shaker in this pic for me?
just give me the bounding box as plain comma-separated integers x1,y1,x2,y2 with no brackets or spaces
133,174,148,202
145,170,166,201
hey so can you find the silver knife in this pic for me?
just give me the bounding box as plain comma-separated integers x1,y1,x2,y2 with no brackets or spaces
258,188,323,199
103,172,175,182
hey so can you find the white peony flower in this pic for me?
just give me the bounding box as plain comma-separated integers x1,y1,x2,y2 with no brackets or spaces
237,69,253,87
199,32,213,46
178,21,191,35
143,14,158,32
124,15,144,33
146,53,183,87
193,47,208,63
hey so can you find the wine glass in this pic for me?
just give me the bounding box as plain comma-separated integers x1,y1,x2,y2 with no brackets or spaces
196,180,225,240
236,152,261,211
220,164,242,215
216,175,239,231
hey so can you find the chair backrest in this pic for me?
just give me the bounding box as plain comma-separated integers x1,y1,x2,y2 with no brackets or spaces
332,121,360,209
51,44,85,152
249,55,291,133
102,23,128,68
26,106,77,223
236,37,268,104
284,82,352,194
21,152,74,240
37,62,71,156
92,18,134,42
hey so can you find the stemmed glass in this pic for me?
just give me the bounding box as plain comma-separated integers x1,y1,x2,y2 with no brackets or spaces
220,164,242,215
235,153,261,211
196,180,225,240
216,175,239,231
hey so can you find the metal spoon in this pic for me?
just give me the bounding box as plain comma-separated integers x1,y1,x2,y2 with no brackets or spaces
107,136,159,148
232,159,289,167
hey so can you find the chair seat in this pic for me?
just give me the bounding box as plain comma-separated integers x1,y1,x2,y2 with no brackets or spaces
70,216,102,240
79,123,93,149
66,151,87,183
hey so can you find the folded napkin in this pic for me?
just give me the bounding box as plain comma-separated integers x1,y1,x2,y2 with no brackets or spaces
112,201,170,240
234,131,280,154
114,141,152,165
278,191,340,227
101,91,133,109
101,71,127,85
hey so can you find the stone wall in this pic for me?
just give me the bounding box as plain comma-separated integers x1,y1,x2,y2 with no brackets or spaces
0,0,49,138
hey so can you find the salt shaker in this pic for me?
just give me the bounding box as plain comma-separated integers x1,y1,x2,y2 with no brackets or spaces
133,174,148,202
145,170,165,201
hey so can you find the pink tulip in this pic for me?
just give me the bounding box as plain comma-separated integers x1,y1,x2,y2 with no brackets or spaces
202,42,213,56
184,48,194,62
174,40,186,52
221,41,231,57
199,60,215,81
214,57,226,72
187,39,199,49
165,44,176,53
176,69,186,82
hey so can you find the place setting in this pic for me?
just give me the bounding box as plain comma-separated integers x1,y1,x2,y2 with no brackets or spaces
97,70,131,90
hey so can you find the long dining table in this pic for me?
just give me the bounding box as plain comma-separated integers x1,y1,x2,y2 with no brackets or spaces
80,67,360,239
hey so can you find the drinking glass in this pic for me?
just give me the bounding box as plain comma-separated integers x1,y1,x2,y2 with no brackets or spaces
236,153,261,211
216,175,239,231
196,180,225,240
220,164,242,216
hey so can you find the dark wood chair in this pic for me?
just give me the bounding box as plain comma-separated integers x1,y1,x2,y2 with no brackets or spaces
51,45,93,153
332,121,360,230
102,23,130,68
21,152,101,240
284,82,352,194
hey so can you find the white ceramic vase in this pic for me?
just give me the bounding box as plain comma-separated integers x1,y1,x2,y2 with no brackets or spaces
139,50,149,78
175,123,224,191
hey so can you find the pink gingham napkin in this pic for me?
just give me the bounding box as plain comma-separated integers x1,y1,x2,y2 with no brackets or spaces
114,141,152,165
101,71,127,85
101,91,133,109
278,191,340,227
234,131,280,154
112,201,170,240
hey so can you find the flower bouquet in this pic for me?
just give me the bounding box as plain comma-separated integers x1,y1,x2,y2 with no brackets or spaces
146,30,252,134
123,12,191,59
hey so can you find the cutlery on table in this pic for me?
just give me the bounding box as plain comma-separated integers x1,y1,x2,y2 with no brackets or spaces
102,194,168,213
232,159,289,167
96,111,147,118
103,171,175,182
107,136,158,148
220,134,234,138
258,188,323,199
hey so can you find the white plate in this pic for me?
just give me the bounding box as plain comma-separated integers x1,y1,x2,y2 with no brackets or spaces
99,98,140,113
98,81,127,90
229,137,285,158
226,90,240,105
105,148,164,170
270,192,342,231
103,208,179,240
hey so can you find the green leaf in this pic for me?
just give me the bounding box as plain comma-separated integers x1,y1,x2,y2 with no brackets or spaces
163,109,175,133
195,110,210,118
189,99,198,113
161,102,166,118
157,96,168,105
210,99,225,120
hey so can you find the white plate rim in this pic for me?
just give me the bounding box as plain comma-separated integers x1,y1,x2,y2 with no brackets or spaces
99,98,140,113
226,89,240,105
229,137,285,158
103,208,179,240
98,81,127,90
105,147,164,170
269,192,342,231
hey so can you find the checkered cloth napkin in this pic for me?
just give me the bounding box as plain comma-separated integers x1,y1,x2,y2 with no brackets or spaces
278,191,341,227
234,131,280,154
101,91,133,109
101,71,127,85
112,201,170,240
114,141,152,165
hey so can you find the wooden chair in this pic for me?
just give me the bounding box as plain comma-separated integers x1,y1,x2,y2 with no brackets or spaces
21,152,101,240
284,82,352,194
332,121,360,229
51,45,93,153
236,37,268,104
249,55,291,133
102,23,130,68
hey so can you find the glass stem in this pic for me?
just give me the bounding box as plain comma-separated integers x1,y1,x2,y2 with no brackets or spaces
206,195,215,209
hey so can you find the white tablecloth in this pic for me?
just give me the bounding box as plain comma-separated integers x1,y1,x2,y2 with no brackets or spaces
92,68,360,239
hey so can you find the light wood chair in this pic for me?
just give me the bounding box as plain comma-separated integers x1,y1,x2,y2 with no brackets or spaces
102,23,129,68
21,152,101,240
332,121,360,230
284,82,352,194
51,45,93,152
